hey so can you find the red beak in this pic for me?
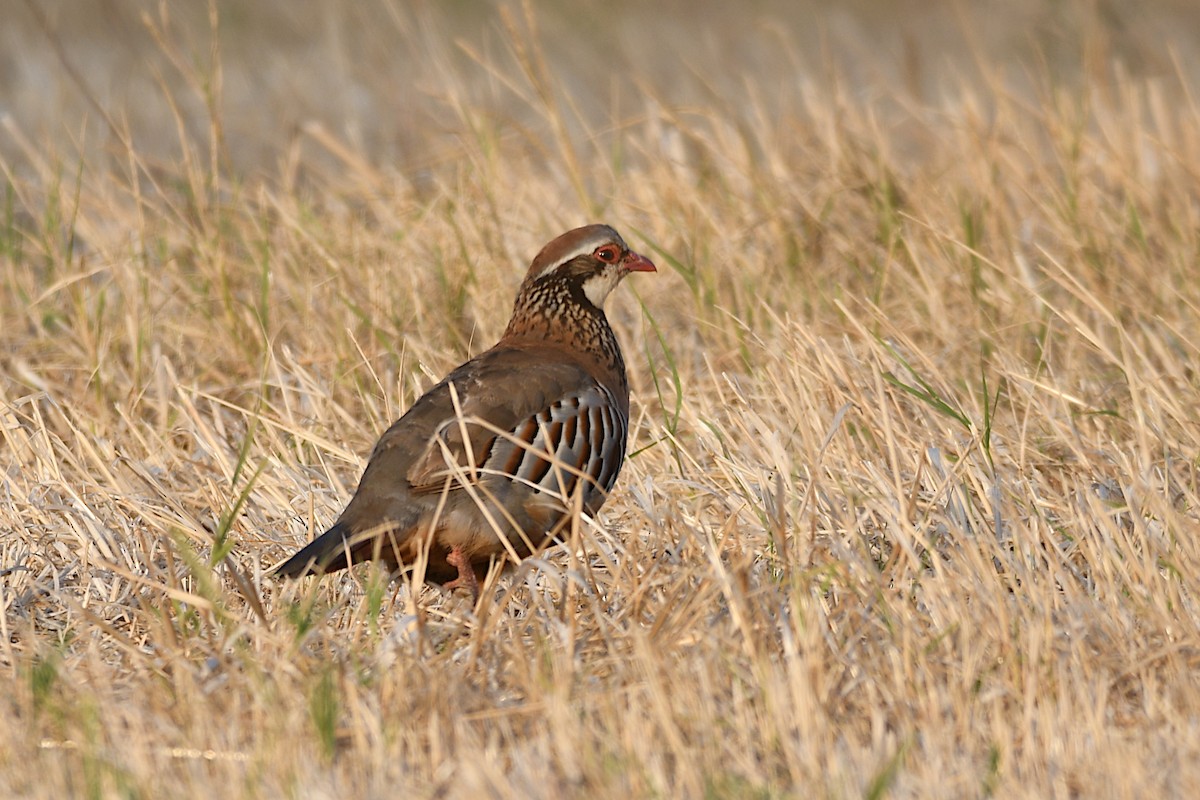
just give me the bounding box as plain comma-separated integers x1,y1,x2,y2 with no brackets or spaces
621,250,656,273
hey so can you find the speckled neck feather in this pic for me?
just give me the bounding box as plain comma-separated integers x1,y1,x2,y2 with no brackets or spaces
502,266,628,393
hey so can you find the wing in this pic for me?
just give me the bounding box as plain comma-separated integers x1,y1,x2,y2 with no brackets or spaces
460,382,628,507
397,347,628,507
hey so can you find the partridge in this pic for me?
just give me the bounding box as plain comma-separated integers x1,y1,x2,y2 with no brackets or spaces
274,223,655,598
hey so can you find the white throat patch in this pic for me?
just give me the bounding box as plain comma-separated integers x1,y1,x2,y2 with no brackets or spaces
582,266,622,307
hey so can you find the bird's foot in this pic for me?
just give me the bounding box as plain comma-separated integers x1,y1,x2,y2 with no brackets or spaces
442,546,480,601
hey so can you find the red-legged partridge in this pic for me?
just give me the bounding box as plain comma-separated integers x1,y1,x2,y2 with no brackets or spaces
275,224,655,598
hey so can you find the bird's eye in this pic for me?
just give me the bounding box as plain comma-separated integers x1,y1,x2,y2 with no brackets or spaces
594,246,619,263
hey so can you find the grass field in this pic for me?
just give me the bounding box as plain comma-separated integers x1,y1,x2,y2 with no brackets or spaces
4,1,1200,797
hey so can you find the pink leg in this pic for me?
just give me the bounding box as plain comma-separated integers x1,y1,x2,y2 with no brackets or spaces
442,546,480,600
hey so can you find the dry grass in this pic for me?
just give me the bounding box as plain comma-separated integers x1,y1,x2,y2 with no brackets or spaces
4,1,1200,797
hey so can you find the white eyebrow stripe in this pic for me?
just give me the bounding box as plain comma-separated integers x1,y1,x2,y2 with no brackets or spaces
533,239,618,279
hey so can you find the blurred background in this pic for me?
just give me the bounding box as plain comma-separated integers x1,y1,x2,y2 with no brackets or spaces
3,0,1200,183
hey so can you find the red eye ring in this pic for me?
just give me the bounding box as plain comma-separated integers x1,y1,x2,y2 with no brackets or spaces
594,246,620,263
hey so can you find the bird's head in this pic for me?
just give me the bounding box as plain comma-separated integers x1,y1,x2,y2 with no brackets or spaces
521,224,656,310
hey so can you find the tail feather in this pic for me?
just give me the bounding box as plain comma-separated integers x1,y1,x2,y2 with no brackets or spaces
274,523,353,577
